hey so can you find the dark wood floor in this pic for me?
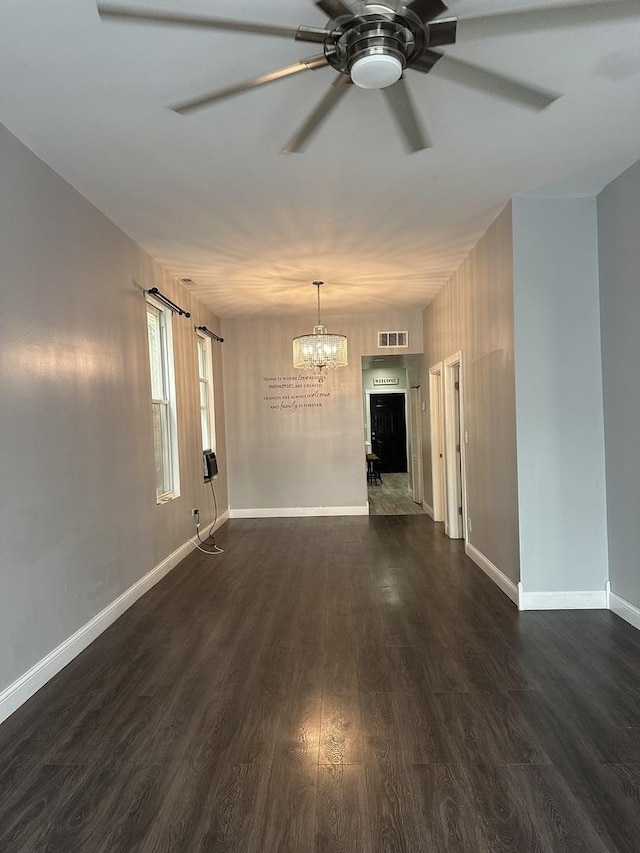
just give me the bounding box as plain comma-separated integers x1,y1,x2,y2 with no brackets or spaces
2,516,640,852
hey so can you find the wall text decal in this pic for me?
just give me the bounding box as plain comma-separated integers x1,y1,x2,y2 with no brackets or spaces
262,374,331,413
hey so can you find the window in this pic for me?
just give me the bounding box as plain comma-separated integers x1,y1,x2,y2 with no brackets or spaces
197,333,216,452
146,299,179,502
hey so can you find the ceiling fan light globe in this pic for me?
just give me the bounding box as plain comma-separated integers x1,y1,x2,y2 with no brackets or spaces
351,54,403,89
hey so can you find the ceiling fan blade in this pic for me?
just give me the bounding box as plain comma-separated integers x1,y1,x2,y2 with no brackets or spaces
427,16,458,47
411,48,446,73
406,0,449,24
282,74,352,153
171,56,329,115
382,78,431,152
458,0,640,41
314,0,360,18
97,4,328,43
430,51,561,110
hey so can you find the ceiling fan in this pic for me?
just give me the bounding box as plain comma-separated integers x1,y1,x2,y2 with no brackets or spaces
97,1,640,153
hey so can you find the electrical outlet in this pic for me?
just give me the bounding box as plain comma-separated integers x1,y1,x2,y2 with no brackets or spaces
192,508,199,517
467,517,472,533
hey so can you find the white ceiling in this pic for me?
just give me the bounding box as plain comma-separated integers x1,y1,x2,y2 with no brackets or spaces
1,0,639,317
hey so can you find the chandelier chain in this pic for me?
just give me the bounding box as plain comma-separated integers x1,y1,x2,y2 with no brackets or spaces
314,280,323,326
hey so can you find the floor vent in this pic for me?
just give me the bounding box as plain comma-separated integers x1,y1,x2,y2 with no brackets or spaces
378,331,408,348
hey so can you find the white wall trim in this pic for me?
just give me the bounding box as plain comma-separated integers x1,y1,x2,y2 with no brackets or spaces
609,590,640,632
0,514,228,726
198,510,230,535
422,501,434,519
229,505,369,518
520,588,607,610
465,542,519,606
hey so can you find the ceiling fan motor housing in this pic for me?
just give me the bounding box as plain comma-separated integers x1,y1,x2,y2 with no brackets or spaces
325,8,427,85
346,22,408,86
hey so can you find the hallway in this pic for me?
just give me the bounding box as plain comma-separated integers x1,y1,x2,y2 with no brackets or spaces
367,472,428,516
1,516,639,851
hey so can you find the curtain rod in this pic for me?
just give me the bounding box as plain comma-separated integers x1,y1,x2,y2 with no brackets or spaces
145,287,190,318
196,325,224,343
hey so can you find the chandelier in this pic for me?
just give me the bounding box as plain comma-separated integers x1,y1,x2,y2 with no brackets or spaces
292,281,348,372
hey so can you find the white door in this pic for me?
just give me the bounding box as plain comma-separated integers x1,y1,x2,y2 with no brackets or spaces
409,386,423,505
444,354,466,540
429,365,445,522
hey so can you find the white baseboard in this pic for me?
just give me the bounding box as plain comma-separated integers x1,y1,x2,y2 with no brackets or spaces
609,590,640,631
465,542,520,606
229,505,369,518
422,501,434,519
198,510,229,534
0,513,228,726
520,588,607,610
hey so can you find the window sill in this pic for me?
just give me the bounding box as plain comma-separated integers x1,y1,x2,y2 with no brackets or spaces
156,493,178,506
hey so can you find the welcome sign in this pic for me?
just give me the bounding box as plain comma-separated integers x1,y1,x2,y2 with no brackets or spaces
373,377,400,386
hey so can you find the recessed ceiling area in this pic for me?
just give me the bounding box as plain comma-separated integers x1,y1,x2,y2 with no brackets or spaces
1,0,639,318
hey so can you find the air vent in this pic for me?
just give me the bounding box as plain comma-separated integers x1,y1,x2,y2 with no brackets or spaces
378,331,408,348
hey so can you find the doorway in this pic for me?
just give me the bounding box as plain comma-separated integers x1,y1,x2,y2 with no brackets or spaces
369,392,407,473
361,354,426,517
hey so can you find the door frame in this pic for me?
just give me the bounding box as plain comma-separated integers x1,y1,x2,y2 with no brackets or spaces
365,389,409,473
428,363,445,522
443,352,468,540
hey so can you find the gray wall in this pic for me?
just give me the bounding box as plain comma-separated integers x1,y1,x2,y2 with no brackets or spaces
0,124,227,694
512,196,608,595
598,159,640,608
222,312,423,512
422,204,520,583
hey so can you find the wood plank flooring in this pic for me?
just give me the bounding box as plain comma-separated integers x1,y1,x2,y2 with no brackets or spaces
367,473,426,516
1,515,640,851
